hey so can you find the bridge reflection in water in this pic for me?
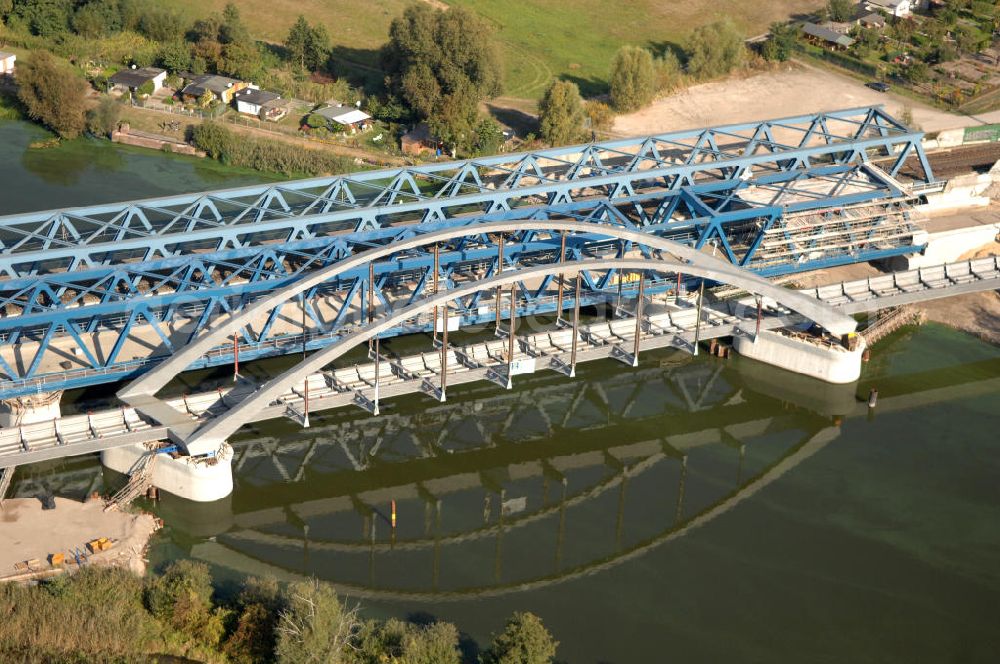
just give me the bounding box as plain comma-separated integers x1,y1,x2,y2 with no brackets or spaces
14,341,997,605
187,350,852,601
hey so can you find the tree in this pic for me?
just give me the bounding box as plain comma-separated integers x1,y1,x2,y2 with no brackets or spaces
538,79,584,146
139,7,185,42
828,0,854,22
381,4,502,152
653,49,683,92
904,61,930,83
158,40,193,73
285,15,313,69
584,100,614,132
13,0,73,37
137,79,154,96
306,23,330,71
16,50,87,138
761,22,799,62
405,621,462,664
220,2,250,44
224,576,283,664
473,116,504,155
198,89,214,107
222,40,267,82
274,579,360,664
144,560,226,648
481,612,558,664
306,112,328,129
685,18,745,80
609,45,656,112
86,96,120,137
72,1,113,39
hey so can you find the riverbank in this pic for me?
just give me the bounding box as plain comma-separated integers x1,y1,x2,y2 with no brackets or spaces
0,496,159,582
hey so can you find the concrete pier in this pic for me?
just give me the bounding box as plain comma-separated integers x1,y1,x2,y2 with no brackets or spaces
0,391,62,427
734,330,865,385
101,443,234,503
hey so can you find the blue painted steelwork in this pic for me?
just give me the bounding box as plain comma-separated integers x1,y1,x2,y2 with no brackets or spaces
0,107,934,398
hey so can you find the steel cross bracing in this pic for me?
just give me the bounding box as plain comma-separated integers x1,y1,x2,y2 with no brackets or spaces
0,108,934,397
0,106,930,279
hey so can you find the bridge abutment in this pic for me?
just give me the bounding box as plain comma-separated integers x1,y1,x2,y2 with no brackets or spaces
734,330,865,385
101,442,234,503
0,390,63,427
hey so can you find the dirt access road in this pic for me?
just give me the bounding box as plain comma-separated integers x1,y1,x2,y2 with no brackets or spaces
613,61,990,137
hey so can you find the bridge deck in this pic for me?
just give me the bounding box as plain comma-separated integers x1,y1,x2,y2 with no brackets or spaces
0,301,799,467
1,256,996,468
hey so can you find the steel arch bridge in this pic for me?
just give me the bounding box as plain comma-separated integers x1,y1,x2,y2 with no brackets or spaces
113,219,856,454
0,107,930,400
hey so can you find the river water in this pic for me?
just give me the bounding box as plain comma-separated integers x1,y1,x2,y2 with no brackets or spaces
4,120,1000,662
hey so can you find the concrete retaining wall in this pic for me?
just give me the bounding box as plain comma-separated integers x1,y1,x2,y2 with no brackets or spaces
919,172,993,214
111,130,205,157
734,330,864,384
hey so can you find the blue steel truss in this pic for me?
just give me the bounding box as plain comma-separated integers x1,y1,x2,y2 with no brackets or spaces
0,107,934,398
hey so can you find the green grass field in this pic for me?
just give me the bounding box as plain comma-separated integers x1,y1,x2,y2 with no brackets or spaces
172,0,825,98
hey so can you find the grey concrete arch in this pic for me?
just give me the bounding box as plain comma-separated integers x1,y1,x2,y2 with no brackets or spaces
120,220,857,401
184,256,853,453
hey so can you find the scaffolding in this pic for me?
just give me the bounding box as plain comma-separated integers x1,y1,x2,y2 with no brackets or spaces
741,198,924,271
103,451,157,512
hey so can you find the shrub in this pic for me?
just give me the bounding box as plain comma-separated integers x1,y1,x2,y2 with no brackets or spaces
274,580,360,664
538,79,585,146
16,50,88,138
686,18,746,80
609,45,656,112
482,612,558,664
192,121,353,176
584,101,614,133
306,112,328,129
145,560,227,647
86,96,121,137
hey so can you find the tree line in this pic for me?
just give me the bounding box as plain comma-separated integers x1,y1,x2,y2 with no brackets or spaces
536,18,747,148
0,560,560,663
2,0,754,161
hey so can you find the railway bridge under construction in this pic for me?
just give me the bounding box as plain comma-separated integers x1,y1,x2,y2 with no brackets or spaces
2,105,999,502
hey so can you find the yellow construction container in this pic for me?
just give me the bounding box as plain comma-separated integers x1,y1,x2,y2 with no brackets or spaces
49,552,65,567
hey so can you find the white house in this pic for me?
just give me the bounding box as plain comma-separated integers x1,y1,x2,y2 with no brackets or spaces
0,52,16,76
232,88,285,121
314,102,372,133
865,0,927,18
109,66,167,93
